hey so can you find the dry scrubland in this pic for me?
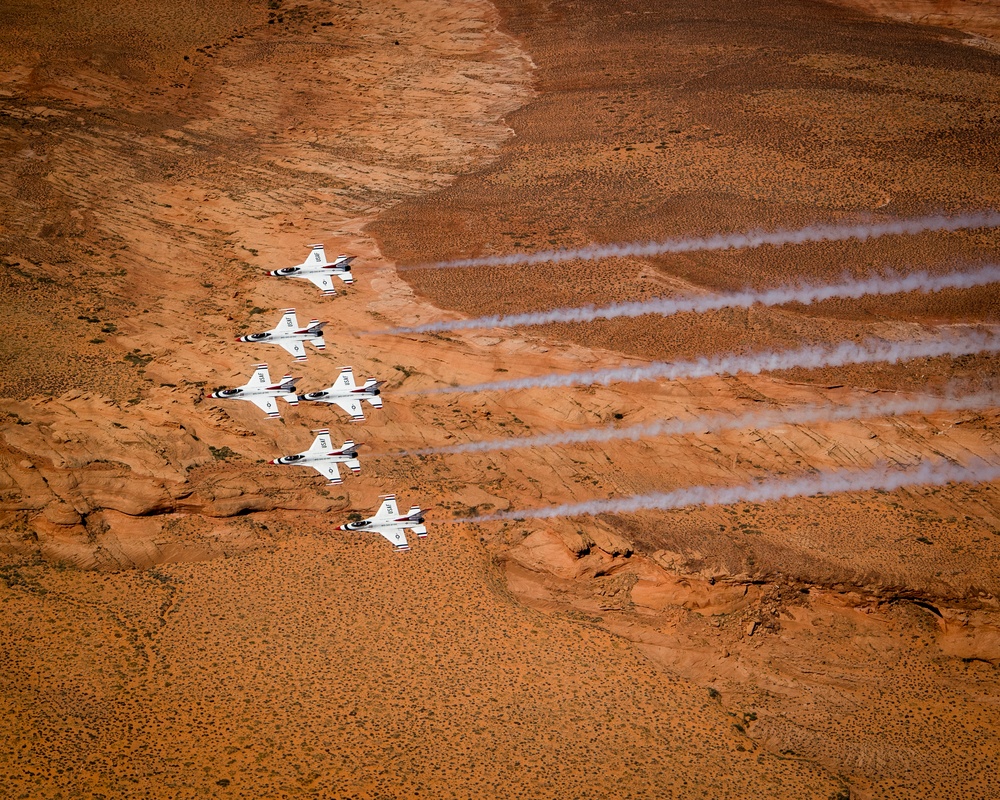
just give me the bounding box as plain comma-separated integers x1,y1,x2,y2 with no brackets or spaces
373,0,1000,377
1,0,1000,798
371,0,1000,796
0,536,842,798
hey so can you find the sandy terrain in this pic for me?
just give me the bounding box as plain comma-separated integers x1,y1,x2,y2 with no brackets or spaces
833,0,1000,47
1,0,999,798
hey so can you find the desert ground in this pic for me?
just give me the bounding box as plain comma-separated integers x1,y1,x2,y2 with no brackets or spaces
1,0,999,798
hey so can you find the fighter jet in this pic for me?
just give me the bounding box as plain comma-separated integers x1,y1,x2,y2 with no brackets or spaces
270,429,361,485
210,364,300,418
298,367,383,422
338,495,426,552
238,308,326,362
269,244,355,296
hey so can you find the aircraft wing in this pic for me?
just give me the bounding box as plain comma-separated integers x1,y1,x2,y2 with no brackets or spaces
408,524,428,539
375,495,399,521
251,365,272,387
331,397,365,421
373,525,409,552
305,273,337,296
248,395,281,418
312,461,342,485
278,339,307,361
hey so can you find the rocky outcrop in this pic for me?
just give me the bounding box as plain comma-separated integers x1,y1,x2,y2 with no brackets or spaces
0,388,349,567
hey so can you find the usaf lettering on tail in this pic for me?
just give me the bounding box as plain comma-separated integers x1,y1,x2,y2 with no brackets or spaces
269,244,355,296
210,365,300,418
298,367,384,421
338,495,427,552
270,429,361,485
238,308,327,362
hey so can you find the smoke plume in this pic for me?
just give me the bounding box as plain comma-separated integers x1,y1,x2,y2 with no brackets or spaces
453,458,1000,524
383,264,1000,336
409,390,999,457
401,211,1000,272
425,330,1000,395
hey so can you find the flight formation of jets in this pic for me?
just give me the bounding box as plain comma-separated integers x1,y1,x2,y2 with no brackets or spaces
209,245,426,552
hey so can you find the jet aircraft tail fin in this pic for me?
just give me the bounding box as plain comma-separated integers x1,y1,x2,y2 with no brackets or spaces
280,376,300,404
335,265,355,285
361,378,384,408
405,507,426,537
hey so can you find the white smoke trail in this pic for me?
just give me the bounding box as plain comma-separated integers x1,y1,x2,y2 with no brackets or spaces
401,211,1000,272
408,390,999,457
383,264,1000,336
425,330,1000,395
452,458,1000,524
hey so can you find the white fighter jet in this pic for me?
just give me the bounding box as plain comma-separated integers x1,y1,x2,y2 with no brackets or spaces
298,367,383,422
338,495,427,552
210,364,300,418
270,429,361,485
238,308,326,362
269,244,355,296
